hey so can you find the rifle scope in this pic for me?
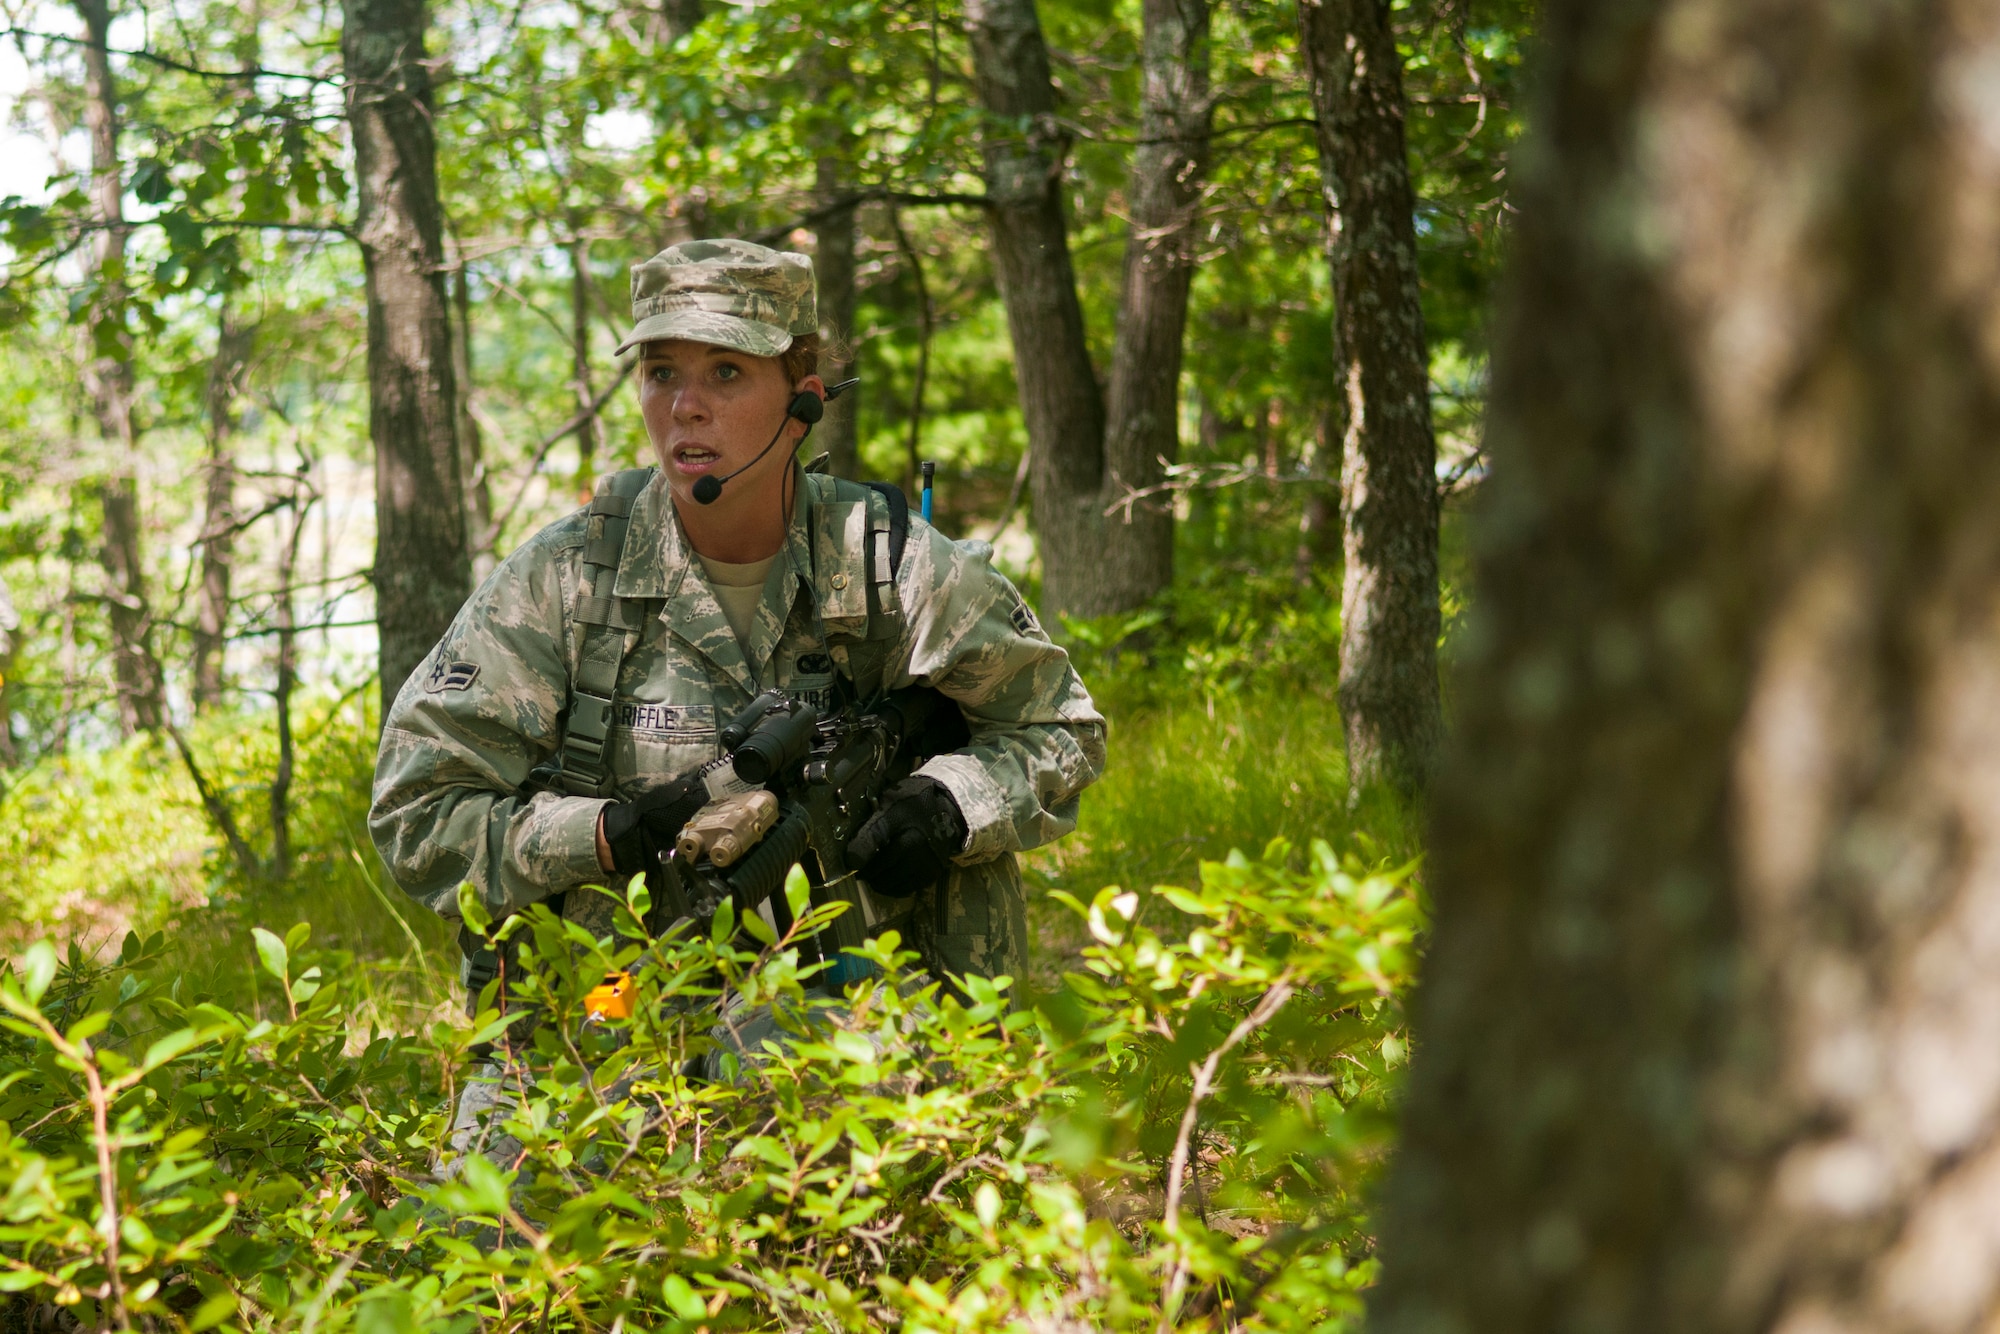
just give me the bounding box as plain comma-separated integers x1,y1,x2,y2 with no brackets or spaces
730,701,822,785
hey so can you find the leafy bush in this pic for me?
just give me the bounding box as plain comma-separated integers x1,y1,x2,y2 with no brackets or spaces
0,839,1420,1332
0,698,455,1012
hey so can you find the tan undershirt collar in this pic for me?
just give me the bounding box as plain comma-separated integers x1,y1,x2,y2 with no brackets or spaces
696,553,778,651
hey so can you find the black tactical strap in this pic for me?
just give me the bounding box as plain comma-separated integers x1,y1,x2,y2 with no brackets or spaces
556,468,658,797
861,481,909,632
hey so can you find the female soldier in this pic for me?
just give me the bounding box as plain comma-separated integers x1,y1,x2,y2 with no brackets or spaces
370,238,1104,1010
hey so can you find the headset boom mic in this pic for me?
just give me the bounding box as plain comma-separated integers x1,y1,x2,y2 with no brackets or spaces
690,387,833,505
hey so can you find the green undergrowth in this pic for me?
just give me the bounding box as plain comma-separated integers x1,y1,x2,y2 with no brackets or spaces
0,695,455,1019
0,837,1423,1333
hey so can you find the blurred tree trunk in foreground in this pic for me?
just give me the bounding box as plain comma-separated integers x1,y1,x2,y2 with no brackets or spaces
78,0,165,734
965,0,1209,621
1298,0,1440,798
343,0,471,711
1370,1,2000,1331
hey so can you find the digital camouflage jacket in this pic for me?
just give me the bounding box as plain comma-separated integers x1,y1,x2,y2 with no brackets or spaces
369,469,1106,981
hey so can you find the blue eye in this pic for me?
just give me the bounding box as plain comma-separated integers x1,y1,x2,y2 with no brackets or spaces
715,363,740,381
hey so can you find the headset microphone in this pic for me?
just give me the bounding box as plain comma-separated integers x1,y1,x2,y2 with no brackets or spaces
691,378,860,505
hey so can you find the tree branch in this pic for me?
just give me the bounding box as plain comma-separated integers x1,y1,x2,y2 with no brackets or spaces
0,27,333,84
749,189,990,245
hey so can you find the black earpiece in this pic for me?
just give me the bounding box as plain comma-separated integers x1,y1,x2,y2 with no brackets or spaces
692,378,859,506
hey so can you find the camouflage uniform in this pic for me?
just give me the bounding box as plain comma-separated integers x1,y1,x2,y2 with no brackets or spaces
375,239,1101,1170
371,468,1104,982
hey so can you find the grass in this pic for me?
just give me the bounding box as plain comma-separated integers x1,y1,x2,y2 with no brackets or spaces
0,669,1403,1016
0,695,456,1023
1018,682,1417,996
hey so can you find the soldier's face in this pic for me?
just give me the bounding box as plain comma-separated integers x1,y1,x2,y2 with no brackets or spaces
639,340,819,509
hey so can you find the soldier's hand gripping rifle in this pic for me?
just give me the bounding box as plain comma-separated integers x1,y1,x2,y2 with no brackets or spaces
659,685,968,969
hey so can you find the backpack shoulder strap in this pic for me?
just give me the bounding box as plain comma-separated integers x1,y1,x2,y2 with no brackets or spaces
554,467,657,797
861,481,911,577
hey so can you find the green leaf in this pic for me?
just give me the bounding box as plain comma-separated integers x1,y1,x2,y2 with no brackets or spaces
19,941,56,1004
66,1010,111,1044
974,1181,1001,1230
456,881,492,937
442,1154,514,1218
141,1028,204,1072
711,900,736,944
1156,885,1219,918
741,908,777,946
285,922,312,955
661,1274,706,1321
188,1292,240,1332
250,928,288,984
356,1286,417,1334
785,862,812,922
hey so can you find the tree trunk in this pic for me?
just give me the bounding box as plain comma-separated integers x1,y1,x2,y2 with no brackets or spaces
1100,0,1211,610
77,0,164,735
659,0,701,44
570,233,600,499
1299,0,1441,797
194,312,251,712
1369,1,2000,1330
343,0,471,713
0,584,19,767
964,0,1108,621
813,158,861,480
890,206,935,496
268,492,308,881
453,255,495,583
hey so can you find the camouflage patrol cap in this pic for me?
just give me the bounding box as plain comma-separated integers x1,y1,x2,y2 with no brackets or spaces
615,238,818,358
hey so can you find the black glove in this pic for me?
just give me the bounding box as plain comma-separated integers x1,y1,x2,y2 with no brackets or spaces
601,775,706,876
847,776,967,899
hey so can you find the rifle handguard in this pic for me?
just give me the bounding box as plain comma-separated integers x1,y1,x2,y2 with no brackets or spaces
723,810,811,912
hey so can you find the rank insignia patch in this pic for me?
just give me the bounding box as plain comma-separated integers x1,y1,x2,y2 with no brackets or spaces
1009,597,1041,638
424,660,481,693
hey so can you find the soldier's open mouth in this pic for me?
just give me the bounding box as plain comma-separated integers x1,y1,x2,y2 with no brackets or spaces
672,446,721,472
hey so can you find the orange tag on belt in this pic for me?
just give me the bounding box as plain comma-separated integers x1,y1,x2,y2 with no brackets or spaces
585,971,635,1020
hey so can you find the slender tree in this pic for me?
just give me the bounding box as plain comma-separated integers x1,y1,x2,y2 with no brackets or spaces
77,0,165,733
1100,0,1211,611
1298,0,1441,797
343,0,471,710
193,312,251,712
569,232,600,496
1370,0,2000,1329
813,161,861,479
451,255,496,583
964,0,1106,619
964,0,1211,620
0,583,18,767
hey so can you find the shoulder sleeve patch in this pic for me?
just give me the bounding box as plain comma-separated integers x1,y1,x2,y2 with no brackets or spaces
423,659,481,693
1009,596,1041,638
